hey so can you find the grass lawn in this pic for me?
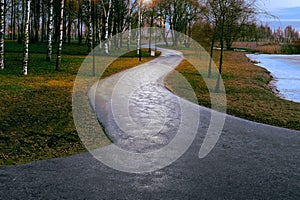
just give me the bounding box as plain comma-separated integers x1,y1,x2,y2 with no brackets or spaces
1,41,299,166
0,41,159,165
165,50,300,130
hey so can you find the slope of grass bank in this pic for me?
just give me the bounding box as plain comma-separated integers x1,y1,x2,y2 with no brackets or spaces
0,42,158,166
165,50,300,130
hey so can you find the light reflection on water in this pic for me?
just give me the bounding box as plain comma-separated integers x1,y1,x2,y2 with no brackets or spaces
246,54,300,103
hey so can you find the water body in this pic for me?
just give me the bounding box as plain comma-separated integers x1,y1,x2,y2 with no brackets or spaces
246,54,300,103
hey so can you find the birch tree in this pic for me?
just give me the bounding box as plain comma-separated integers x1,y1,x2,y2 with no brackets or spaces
23,0,31,75
127,0,132,50
55,0,64,71
101,0,112,54
46,0,54,61
137,0,141,56
0,0,4,70
87,0,93,52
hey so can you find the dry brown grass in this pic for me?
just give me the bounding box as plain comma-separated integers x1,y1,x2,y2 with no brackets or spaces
232,41,282,54
0,49,159,166
166,50,300,130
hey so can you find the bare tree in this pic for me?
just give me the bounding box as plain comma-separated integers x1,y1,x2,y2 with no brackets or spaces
204,0,221,78
155,0,200,47
204,0,258,91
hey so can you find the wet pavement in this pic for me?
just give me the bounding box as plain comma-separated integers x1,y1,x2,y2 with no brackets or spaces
1,48,300,199
89,49,187,153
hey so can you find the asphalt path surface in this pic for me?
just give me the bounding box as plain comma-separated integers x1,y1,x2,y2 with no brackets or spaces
1,48,299,199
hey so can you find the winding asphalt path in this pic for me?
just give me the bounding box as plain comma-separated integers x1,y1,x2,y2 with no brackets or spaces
1,48,300,199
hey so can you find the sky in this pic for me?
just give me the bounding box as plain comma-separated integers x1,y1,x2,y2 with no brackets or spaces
265,0,300,11
260,0,300,31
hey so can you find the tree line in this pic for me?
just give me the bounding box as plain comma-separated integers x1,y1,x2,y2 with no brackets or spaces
0,0,203,74
1,0,297,78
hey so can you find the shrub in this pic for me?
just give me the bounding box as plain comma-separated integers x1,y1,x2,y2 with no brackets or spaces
281,41,300,54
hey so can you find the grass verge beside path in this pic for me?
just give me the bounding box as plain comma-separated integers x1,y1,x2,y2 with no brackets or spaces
2,42,299,166
0,42,159,166
165,50,300,130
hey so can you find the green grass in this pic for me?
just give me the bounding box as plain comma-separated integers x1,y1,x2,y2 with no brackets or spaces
0,41,159,165
5,40,90,55
165,50,300,130
2,41,299,166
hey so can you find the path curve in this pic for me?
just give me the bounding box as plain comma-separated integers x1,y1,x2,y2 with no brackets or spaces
1,48,300,199
87,48,206,173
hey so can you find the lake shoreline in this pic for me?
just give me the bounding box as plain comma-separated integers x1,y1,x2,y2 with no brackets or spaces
269,77,286,100
246,54,300,103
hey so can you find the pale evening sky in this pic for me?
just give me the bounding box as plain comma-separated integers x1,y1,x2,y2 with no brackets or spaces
266,0,300,10
264,0,300,21
257,0,300,31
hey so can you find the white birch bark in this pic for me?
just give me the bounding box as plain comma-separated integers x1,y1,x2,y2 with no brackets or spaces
137,0,141,55
0,0,4,70
22,0,31,75
102,0,112,54
97,0,102,50
55,0,64,71
127,0,131,50
87,0,93,52
46,0,54,61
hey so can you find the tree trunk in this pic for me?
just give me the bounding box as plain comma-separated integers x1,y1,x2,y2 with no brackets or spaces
55,0,64,71
41,0,45,43
67,4,72,45
97,1,102,49
208,34,215,78
208,24,218,78
148,13,154,52
63,7,67,43
18,0,25,44
87,0,92,52
54,9,58,43
126,0,131,50
34,0,40,43
113,18,117,48
46,0,53,61
0,0,4,70
3,0,5,40
77,7,82,45
160,18,168,46
215,15,225,93
104,0,112,54
10,0,14,40
12,0,16,40
137,0,141,57
23,0,31,75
